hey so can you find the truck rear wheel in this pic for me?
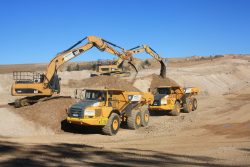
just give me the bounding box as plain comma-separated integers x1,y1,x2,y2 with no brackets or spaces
141,109,150,127
183,98,193,113
170,101,181,116
192,98,197,111
102,113,120,136
127,110,142,130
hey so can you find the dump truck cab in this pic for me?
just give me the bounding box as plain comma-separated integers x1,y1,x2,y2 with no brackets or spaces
149,86,199,116
67,88,154,135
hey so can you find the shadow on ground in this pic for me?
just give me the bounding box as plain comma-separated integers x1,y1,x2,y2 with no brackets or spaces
61,120,134,135
61,120,103,135
0,141,243,167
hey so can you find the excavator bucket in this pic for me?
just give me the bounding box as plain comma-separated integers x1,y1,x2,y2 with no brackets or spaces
160,58,167,78
127,60,139,82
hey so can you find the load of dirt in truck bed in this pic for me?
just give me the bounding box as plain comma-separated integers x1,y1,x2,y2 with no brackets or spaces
150,74,179,92
68,76,140,91
12,97,76,133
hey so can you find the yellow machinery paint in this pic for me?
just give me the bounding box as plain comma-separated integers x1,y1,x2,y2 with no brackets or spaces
11,36,166,107
66,88,154,135
149,86,200,116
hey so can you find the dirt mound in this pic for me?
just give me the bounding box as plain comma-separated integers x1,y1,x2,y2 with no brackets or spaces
0,108,54,137
12,97,76,133
68,76,139,91
150,74,179,91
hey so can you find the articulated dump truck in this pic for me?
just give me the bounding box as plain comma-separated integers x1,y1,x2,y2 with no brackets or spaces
149,86,200,116
66,89,154,135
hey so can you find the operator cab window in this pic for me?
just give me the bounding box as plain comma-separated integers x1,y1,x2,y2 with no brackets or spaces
157,88,171,95
85,90,106,101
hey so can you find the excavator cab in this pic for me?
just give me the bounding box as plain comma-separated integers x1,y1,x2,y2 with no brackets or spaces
13,71,44,84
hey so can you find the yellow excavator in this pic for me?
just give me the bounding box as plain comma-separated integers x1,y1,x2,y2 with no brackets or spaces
90,58,126,77
12,36,136,107
91,45,167,78
11,36,167,107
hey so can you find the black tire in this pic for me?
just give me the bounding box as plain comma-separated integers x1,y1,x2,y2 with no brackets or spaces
183,98,193,113
170,101,181,116
127,110,142,130
15,99,29,108
192,98,198,111
90,74,98,77
141,109,150,127
102,113,120,136
14,99,21,108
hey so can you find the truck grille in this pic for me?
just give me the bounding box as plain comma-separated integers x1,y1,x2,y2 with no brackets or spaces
69,107,83,118
153,100,161,106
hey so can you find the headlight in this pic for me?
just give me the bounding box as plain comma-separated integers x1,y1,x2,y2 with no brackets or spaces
84,110,95,116
161,100,167,105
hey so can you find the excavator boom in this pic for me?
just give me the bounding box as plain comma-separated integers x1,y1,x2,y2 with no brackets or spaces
11,36,166,108
11,36,138,106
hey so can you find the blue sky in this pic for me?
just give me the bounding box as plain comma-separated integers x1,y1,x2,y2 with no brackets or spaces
0,0,249,64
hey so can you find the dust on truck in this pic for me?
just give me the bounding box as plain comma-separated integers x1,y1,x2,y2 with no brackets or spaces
149,86,199,116
66,88,154,135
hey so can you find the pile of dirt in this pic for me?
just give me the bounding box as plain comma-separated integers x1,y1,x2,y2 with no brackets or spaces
0,108,53,137
12,97,76,133
68,76,140,91
150,74,179,92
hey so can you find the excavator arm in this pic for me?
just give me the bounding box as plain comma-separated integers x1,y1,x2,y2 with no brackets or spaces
45,36,133,83
127,45,167,78
11,36,137,99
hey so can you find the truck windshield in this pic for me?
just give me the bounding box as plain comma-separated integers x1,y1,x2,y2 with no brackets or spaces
157,88,171,95
85,90,106,101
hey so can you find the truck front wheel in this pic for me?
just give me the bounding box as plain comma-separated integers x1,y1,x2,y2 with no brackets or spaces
102,113,120,136
192,98,198,111
170,101,181,116
127,110,142,130
183,98,193,113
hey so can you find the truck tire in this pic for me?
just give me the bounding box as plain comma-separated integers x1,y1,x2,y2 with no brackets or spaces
14,99,21,108
102,113,120,136
15,99,29,108
170,101,181,116
192,98,198,111
127,110,142,130
141,109,150,127
183,98,193,113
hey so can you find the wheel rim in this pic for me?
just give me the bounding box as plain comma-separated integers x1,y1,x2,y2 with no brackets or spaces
176,103,180,112
136,115,141,125
144,113,149,122
194,100,197,108
188,102,193,110
21,100,28,107
112,119,119,130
